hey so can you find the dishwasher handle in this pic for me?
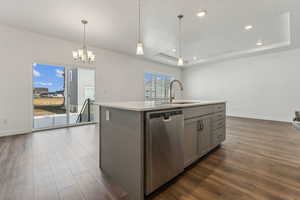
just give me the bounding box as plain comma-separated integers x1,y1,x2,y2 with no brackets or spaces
148,110,183,120
162,116,172,122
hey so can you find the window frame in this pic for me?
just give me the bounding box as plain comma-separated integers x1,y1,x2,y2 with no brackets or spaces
31,61,96,131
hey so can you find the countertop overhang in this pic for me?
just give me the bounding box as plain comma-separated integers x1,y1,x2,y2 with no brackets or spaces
95,100,226,112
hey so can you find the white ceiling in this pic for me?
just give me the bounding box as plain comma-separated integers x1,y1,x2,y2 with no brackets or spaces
0,0,299,67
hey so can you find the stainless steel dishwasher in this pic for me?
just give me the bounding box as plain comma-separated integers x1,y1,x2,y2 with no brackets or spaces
145,109,184,195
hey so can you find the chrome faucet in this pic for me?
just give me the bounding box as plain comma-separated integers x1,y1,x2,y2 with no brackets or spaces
169,80,184,103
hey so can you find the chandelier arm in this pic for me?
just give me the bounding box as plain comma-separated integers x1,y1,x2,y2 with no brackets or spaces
83,23,85,48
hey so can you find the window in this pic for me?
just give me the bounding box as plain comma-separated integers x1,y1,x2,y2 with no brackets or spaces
144,72,173,101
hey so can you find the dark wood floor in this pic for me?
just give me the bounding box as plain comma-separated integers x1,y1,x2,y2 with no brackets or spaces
1,117,300,200
0,125,127,200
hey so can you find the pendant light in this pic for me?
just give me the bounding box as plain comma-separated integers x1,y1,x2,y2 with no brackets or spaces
177,14,184,66
72,20,95,64
136,0,144,55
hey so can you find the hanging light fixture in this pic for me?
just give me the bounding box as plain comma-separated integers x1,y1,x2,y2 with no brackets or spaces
177,14,184,66
136,0,144,55
72,20,95,63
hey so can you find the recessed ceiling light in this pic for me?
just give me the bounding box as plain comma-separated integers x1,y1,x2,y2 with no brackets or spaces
256,40,263,46
244,25,253,30
193,56,197,60
197,10,207,18
172,48,177,52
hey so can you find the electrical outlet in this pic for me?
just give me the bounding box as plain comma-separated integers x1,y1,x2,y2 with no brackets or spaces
0,118,8,126
106,110,110,121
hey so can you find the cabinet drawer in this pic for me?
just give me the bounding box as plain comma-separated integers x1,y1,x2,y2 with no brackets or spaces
214,103,226,113
212,120,225,130
212,112,226,122
212,127,226,145
183,105,213,119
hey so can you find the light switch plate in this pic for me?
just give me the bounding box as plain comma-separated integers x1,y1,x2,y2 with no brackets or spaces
105,110,110,121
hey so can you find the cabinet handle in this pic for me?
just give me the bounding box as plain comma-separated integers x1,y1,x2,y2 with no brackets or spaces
197,120,204,131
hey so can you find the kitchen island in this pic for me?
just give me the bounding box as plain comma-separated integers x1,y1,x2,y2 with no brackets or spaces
98,100,226,200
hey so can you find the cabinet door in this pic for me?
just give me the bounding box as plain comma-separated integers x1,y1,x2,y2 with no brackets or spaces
198,117,211,156
183,118,200,167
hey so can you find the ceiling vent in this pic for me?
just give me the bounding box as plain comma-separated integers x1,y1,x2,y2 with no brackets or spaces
154,53,189,65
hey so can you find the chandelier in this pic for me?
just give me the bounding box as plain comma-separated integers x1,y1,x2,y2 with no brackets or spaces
72,20,95,64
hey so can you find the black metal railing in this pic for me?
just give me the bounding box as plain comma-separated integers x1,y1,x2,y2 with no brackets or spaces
76,98,93,123
293,111,300,131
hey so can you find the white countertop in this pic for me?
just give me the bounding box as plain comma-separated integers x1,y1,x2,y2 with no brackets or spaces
95,100,226,111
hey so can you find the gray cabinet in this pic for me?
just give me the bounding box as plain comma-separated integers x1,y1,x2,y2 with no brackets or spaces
99,102,226,200
183,103,226,168
183,118,200,167
212,127,226,147
198,116,212,156
211,112,226,147
183,115,211,167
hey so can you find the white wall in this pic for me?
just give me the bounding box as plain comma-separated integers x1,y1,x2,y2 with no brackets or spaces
95,49,181,102
183,48,300,122
0,24,181,137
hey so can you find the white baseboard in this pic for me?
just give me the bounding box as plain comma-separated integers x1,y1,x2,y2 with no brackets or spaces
0,129,31,138
227,114,291,123
226,115,292,123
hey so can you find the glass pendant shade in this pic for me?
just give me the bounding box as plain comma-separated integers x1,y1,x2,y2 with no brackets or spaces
136,42,144,55
177,57,184,66
72,51,78,59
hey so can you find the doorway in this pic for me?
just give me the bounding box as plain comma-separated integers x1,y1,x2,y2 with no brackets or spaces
32,63,95,130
